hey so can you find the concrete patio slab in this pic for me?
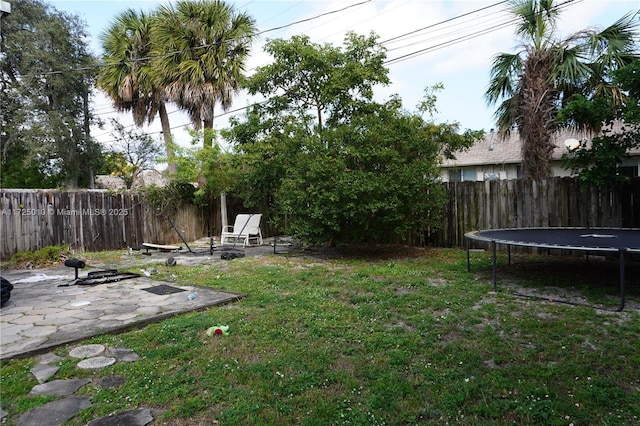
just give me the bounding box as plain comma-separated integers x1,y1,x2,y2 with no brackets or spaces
0,258,250,360
0,241,296,360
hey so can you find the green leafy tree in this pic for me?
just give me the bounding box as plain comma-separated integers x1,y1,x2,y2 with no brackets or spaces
247,32,389,135
151,0,257,148
1,0,101,188
101,118,163,189
225,32,479,245
171,129,234,207
561,60,640,185
485,0,638,180
223,105,314,212
97,8,177,174
276,97,477,244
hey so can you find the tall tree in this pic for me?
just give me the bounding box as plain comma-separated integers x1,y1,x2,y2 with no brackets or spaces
225,33,480,245
485,0,638,180
102,118,163,189
1,0,100,188
97,8,177,174
152,0,257,148
247,32,390,136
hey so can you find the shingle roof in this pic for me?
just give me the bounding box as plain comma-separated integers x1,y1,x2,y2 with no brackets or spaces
441,123,639,168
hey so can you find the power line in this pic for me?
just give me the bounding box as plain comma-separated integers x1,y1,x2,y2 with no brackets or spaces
384,10,512,53
300,0,390,43
257,0,372,37
83,0,586,143
381,0,509,44
19,0,374,79
384,18,517,66
383,0,581,65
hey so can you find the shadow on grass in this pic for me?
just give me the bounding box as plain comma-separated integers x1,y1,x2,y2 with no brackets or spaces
476,252,640,310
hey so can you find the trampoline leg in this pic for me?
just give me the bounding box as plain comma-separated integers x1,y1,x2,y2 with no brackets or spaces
617,248,626,312
466,237,470,272
508,245,511,266
492,240,497,292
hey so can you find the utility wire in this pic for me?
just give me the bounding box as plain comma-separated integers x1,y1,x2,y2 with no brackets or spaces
257,0,372,37
87,0,583,142
383,0,580,65
19,0,373,78
381,0,509,44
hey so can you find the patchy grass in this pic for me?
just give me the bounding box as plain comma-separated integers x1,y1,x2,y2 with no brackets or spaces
1,247,639,425
2,245,71,270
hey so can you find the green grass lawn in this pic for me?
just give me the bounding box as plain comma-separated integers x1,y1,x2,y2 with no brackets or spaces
2,247,639,425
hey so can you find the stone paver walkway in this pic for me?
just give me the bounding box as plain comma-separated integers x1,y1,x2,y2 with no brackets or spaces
0,249,251,360
10,344,156,425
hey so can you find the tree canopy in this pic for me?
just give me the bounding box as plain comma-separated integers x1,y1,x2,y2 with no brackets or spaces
224,33,480,245
100,118,163,189
152,0,257,148
560,60,640,186
98,8,177,174
246,33,389,133
1,0,101,188
485,0,638,180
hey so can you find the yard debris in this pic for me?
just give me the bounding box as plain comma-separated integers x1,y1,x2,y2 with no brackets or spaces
140,268,159,277
1,278,13,306
206,325,230,336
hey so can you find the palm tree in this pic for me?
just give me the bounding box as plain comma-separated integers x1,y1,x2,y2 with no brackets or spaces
151,0,257,148
485,0,638,180
97,8,177,174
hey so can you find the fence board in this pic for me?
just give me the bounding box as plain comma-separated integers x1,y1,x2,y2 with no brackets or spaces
2,177,639,258
0,190,210,259
439,177,640,247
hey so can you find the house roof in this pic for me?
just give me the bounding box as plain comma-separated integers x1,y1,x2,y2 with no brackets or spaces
441,123,639,168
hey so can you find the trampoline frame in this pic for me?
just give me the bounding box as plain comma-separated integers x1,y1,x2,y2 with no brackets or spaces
464,227,640,311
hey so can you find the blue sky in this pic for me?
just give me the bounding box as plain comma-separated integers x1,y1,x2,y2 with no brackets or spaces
47,0,639,149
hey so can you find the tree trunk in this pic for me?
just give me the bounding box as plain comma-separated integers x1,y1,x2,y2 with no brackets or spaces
83,87,94,189
159,102,176,175
519,53,555,181
203,118,214,148
220,191,228,237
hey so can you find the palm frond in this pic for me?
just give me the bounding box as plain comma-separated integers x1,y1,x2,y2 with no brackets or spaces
509,0,559,50
493,98,517,136
550,44,592,85
485,53,523,105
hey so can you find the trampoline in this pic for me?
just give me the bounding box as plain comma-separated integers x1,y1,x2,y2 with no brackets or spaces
465,227,640,311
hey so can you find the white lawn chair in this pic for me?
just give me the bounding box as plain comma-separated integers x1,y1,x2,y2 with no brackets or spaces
221,214,263,247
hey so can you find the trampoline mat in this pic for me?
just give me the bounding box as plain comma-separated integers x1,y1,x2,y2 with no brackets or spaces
473,228,640,250
142,284,186,295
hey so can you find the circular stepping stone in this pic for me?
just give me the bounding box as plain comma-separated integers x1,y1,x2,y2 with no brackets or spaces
69,344,105,359
77,356,116,369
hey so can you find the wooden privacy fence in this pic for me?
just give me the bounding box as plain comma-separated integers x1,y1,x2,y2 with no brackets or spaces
0,189,210,260
439,177,640,247
2,177,639,258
